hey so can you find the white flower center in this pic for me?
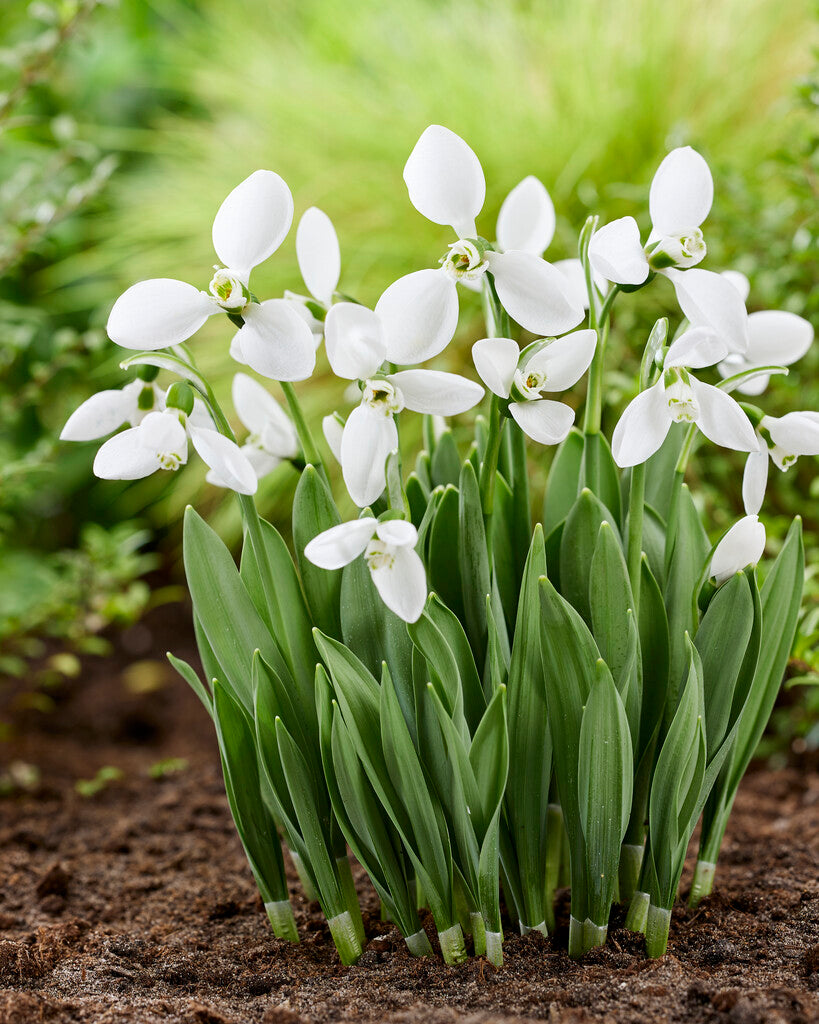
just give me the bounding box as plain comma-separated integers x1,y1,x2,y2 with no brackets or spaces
364,539,395,571
361,379,404,416
514,366,547,400
440,239,489,282
209,267,248,311
665,373,699,423
648,228,707,271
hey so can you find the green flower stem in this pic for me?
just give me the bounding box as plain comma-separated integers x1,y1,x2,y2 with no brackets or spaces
327,910,363,965
438,923,468,965
688,859,717,908
644,903,671,958
618,843,644,904
336,855,365,948
265,900,299,942
626,462,646,614
625,890,650,934
279,380,323,469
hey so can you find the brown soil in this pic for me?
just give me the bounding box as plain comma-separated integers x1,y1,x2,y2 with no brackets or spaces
0,602,817,1024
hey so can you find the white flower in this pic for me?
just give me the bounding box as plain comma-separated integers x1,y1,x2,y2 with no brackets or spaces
108,170,316,383
60,379,164,441
710,515,766,583
322,412,345,464
611,330,759,467
717,310,814,396
304,517,427,622
382,125,583,363
496,176,556,256
552,258,608,311
325,301,484,505
92,408,257,494
205,373,298,487
295,206,341,307
742,410,819,514
472,329,596,445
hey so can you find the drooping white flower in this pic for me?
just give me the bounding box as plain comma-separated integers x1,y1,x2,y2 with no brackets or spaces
742,410,819,514
611,329,759,467
710,515,766,583
304,517,427,622
472,329,596,445
295,206,341,307
205,373,298,487
384,126,582,363
107,171,316,383
717,308,814,396
325,300,484,505
60,379,164,441
91,407,257,494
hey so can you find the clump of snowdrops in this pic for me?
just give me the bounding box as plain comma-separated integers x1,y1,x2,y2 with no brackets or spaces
61,126,813,966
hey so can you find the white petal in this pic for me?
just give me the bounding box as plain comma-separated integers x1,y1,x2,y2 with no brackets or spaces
375,519,418,547
485,251,584,336
666,268,748,354
341,405,398,507
746,310,814,367
304,518,378,570
710,516,766,583
386,370,484,415
324,302,386,380
688,377,758,452
242,446,282,479
229,331,248,365
107,279,216,350
471,338,519,398
190,427,257,494
649,147,714,236
187,397,215,431
322,413,344,464
553,258,607,311
232,373,297,456
742,449,769,516
508,399,575,446
93,427,164,480
370,545,427,623
734,372,771,397
296,206,341,304
524,329,597,392
721,270,750,303
664,326,729,369
402,124,485,236
212,170,293,277
588,217,649,287
237,300,316,382
375,269,459,365
496,176,556,255
61,388,136,441
767,411,819,457
139,410,188,453
611,380,672,467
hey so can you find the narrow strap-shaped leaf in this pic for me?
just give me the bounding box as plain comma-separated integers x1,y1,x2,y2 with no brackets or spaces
459,460,491,667
580,431,622,527
167,652,213,719
423,593,486,734
469,684,509,836
560,489,619,626
543,427,584,536
429,485,466,623
293,465,343,639
430,428,462,488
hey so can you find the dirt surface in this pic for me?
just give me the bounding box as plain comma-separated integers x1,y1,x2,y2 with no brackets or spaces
1,602,818,1024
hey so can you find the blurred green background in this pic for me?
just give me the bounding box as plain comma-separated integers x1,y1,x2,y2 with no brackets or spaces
1,0,817,753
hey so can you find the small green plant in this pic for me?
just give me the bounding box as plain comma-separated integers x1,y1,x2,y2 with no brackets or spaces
61,126,811,966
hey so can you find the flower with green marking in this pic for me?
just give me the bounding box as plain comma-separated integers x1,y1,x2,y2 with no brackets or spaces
60,377,164,442
742,410,819,515
440,238,489,282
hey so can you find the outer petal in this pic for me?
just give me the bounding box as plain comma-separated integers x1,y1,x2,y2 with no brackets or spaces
402,124,485,236
766,411,819,457
471,337,519,398
190,427,257,494
324,302,386,380
370,545,427,623
107,279,216,350
649,146,714,236
93,427,162,480
322,413,344,464
340,405,398,507
688,376,758,452
508,399,575,446
588,217,649,286
710,515,766,584
665,268,748,354
212,169,293,277
496,176,556,255
375,269,458,364
722,269,751,303
375,519,418,547
304,518,377,570
611,380,672,467
742,448,769,516
232,373,297,456
242,446,282,479
485,250,584,336
296,206,341,304
237,300,316,381
524,329,597,392
386,369,484,415
553,258,607,310
61,388,135,441
664,326,728,369
746,310,814,367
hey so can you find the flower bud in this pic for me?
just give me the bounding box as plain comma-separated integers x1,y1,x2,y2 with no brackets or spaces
165,381,195,417
439,238,489,282
647,228,706,271
135,364,160,383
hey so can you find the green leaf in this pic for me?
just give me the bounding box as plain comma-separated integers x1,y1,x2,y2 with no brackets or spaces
430,429,461,488
420,594,486,734
491,472,519,633
543,427,584,535
637,556,669,758
167,651,212,719
589,520,636,685
644,424,686,521
429,485,465,623
580,431,622,527
469,684,509,836
406,472,430,529
560,488,618,626
293,465,343,639
459,460,491,666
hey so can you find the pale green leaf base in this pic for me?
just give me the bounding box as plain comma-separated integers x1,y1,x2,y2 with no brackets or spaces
328,911,363,965
625,890,650,934
405,929,434,957
618,843,644,903
265,900,299,943
645,904,671,958
485,930,503,967
688,859,716,908
438,923,468,965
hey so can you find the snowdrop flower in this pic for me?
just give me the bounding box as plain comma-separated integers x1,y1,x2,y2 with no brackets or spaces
108,171,316,383
206,373,298,487
716,301,814,395
60,377,164,441
304,517,426,622
710,515,766,583
611,329,759,467
325,301,484,505
381,125,583,364
90,387,257,494
742,410,819,514
472,330,597,445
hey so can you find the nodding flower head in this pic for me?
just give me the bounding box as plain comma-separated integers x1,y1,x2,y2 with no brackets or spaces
361,378,405,416
440,238,489,282
209,267,249,312
648,228,707,271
